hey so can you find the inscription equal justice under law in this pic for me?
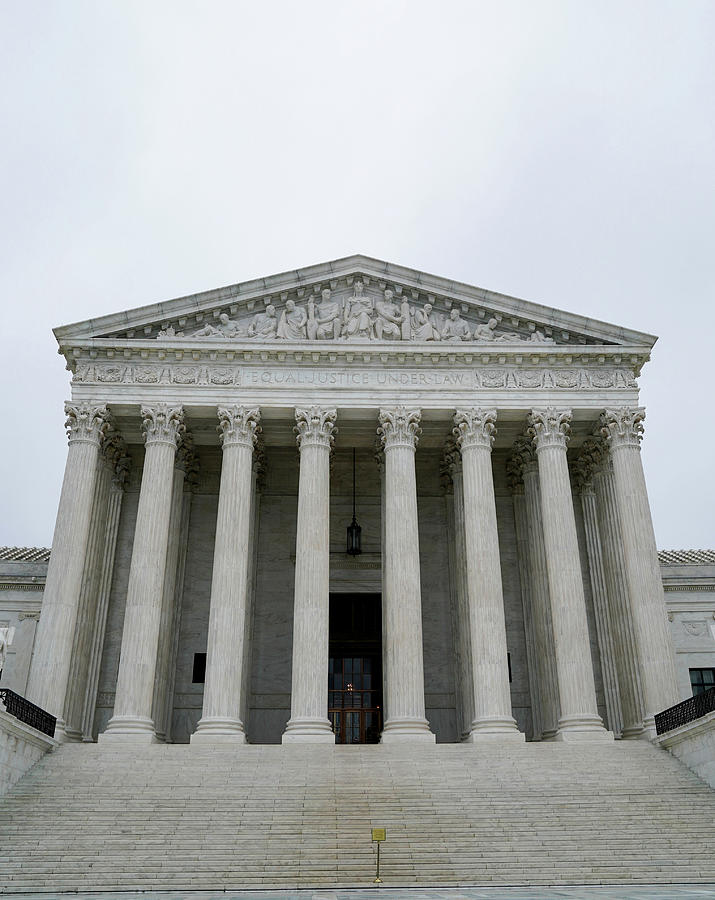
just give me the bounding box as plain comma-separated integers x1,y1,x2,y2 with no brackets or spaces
243,368,469,387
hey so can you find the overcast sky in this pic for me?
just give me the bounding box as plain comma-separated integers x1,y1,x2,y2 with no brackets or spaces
1,1,713,550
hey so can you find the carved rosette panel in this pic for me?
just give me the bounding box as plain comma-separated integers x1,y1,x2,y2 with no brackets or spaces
64,402,110,446
528,407,572,452
103,429,131,489
377,406,421,452
294,406,337,451
601,406,645,451
453,408,497,452
217,405,261,450
141,404,185,447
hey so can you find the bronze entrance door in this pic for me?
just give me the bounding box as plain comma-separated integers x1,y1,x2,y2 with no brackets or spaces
328,655,382,743
328,593,382,744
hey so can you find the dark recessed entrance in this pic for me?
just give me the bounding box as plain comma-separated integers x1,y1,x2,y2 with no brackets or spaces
328,593,382,744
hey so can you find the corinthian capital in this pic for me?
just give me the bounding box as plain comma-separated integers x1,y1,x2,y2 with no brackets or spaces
440,438,460,493
453,408,497,452
176,432,200,489
528,407,572,451
141,404,185,447
217,406,261,449
294,406,337,450
570,438,605,493
103,429,131,489
506,436,534,492
600,407,645,450
378,406,421,451
64,402,110,446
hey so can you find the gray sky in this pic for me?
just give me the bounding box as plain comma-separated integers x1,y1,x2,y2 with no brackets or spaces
1,1,713,550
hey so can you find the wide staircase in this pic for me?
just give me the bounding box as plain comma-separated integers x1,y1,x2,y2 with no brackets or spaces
1,740,715,892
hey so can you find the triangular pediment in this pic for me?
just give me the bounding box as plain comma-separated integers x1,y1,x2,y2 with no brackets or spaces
54,255,656,350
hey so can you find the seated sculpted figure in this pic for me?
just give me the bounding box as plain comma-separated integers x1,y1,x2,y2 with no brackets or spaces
474,318,499,342
374,289,403,340
441,308,472,342
411,303,441,341
343,281,374,340
193,313,243,339
276,299,307,340
528,329,555,345
248,304,278,339
307,289,342,340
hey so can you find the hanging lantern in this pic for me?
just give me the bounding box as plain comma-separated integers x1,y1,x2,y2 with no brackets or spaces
346,447,362,556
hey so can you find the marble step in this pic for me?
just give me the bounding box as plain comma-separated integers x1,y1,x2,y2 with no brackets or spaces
1,741,714,892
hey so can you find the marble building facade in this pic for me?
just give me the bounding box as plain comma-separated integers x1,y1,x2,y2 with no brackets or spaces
20,256,692,746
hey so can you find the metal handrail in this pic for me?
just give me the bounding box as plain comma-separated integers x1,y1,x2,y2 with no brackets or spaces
654,686,715,735
0,688,56,738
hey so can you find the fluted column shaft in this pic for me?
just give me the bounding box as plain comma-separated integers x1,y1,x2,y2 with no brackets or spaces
455,409,522,742
152,462,188,741
27,403,109,733
448,455,474,740
282,407,336,743
239,450,263,734
379,407,435,742
593,460,645,737
101,404,184,742
529,408,611,741
522,459,560,739
602,407,679,731
64,455,112,740
510,480,542,740
579,484,623,736
81,473,126,741
193,407,260,742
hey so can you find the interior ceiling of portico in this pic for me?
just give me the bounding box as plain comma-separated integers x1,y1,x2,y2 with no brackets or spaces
107,405,605,451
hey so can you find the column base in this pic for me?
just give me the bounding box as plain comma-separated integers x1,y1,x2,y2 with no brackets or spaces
381,717,436,743
51,718,73,744
641,716,659,741
466,717,525,743
553,714,614,742
191,717,246,744
282,716,335,744
621,723,647,740
98,715,158,744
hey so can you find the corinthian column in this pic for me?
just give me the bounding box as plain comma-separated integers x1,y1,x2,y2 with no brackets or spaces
100,404,184,743
528,408,611,741
572,446,623,737
378,407,434,742
152,437,195,742
601,407,679,732
27,402,109,734
282,407,336,743
591,449,645,738
193,406,260,743
521,449,561,740
454,409,523,742
443,442,474,740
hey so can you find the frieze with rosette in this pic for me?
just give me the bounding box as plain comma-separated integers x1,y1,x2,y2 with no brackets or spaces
73,362,638,393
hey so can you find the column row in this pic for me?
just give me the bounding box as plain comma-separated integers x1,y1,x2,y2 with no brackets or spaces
28,400,677,744
506,406,679,740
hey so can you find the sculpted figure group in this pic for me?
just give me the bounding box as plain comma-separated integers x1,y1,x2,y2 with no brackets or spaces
157,281,556,344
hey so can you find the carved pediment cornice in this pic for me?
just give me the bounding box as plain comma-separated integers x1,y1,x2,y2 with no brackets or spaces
53,255,658,355
64,338,650,374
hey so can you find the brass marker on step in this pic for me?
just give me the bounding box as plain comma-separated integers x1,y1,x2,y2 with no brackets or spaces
371,827,386,883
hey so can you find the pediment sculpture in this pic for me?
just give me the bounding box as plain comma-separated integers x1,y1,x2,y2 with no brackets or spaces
156,281,556,345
